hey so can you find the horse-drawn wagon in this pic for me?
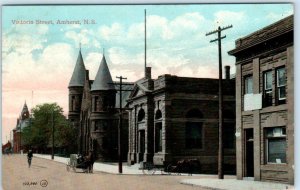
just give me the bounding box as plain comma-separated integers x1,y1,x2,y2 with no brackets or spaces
66,154,91,173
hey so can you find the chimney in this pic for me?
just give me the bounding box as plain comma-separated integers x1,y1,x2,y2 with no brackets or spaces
145,67,151,79
225,66,230,80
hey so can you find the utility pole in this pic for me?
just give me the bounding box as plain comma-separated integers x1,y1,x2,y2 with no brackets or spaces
206,25,232,179
20,115,22,154
144,9,147,77
51,109,54,160
110,77,133,174
117,76,127,174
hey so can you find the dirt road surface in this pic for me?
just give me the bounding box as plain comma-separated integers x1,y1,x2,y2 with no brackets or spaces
3,154,213,190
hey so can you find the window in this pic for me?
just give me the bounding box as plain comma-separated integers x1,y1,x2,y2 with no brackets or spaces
265,127,286,164
263,71,273,107
185,109,203,149
155,110,162,120
138,109,145,122
186,122,203,149
71,96,76,111
155,123,162,153
244,75,253,94
94,121,100,131
276,67,286,104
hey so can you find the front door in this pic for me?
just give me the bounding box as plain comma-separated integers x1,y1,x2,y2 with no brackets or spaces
244,129,254,177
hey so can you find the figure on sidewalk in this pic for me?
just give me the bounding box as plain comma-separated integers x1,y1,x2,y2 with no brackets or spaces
27,150,33,168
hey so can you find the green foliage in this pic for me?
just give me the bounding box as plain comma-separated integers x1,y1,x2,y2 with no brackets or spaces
22,103,77,154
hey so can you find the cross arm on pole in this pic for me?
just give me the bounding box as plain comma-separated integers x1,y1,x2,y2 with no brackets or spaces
206,25,233,36
210,35,226,43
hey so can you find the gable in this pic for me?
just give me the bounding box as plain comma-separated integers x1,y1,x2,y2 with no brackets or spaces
130,87,144,98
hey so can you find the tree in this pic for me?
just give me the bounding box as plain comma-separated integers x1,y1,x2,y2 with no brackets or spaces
22,103,77,155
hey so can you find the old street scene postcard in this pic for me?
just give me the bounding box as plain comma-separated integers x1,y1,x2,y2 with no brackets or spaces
2,4,294,190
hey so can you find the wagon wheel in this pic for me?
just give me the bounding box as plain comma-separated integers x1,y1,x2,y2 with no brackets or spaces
166,164,174,175
142,162,155,175
72,163,76,172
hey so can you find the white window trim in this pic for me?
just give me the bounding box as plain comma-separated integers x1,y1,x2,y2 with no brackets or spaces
277,68,286,100
264,71,273,91
245,75,253,94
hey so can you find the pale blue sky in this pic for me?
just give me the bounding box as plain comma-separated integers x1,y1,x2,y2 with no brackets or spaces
2,4,293,143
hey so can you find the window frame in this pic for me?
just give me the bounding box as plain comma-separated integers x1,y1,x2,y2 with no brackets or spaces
185,122,203,149
244,75,253,94
263,70,273,107
265,127,287,164
276,67,286,101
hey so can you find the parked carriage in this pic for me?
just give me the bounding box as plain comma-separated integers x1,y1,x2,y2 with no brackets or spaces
66,154,90,173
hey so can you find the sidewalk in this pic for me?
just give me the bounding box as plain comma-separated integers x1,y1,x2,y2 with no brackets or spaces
34,154,295,190
180,178,294,190
33,154,142,174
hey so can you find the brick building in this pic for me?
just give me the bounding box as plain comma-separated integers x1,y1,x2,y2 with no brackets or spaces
68,50,132,161
228,15,294,184
12,102,31,153
127,68,236,174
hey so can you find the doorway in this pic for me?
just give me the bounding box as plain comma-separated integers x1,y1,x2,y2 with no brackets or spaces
244,129,254,177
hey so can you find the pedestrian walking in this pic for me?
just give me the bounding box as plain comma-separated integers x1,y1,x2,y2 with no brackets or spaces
27,150,33,168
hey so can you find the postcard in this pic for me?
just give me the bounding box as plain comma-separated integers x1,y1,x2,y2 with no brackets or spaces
2,3,294,190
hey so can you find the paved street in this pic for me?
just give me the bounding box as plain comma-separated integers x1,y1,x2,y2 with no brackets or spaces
3,154,212,190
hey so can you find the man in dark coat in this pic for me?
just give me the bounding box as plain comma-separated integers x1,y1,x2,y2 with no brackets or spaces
27,150,33,168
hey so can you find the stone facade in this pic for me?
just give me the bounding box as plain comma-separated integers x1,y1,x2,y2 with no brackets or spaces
127,68,236,174
68,51,132,161
228,15,294,184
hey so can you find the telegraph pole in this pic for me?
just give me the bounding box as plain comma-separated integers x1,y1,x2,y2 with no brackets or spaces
110,77,133,174
51,109,54,160
144,9,147,77
117,76,126,174
206,24,232,179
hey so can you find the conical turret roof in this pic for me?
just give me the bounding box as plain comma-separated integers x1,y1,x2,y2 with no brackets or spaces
91,55,115,91
69,50,86,87
21,101,29,114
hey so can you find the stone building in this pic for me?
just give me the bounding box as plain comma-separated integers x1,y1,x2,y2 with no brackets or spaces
12,102,31,153
127,67,236,174
68,50,132,161
228,15,294,184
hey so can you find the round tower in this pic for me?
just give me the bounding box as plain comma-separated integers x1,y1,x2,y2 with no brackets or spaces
90,55,117,161
68,49,86,152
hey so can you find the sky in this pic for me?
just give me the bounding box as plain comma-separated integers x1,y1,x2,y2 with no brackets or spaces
1,4,293,144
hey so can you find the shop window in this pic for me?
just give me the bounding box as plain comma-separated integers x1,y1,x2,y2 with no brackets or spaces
244,75,253,94
276,67,286,105
263,70,273,107
265,127,286,164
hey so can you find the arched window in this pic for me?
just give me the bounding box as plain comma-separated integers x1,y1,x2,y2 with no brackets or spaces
185,109,203,149
137,109,145,122
155,110,162,120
